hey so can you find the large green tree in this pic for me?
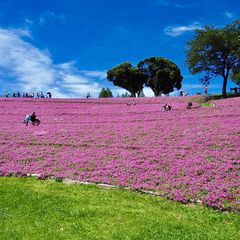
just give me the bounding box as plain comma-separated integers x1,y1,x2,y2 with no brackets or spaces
186,21,240,98
137,57,183,96
107,62,146,97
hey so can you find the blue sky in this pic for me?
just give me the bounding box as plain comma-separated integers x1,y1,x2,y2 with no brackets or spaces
0,0,239,97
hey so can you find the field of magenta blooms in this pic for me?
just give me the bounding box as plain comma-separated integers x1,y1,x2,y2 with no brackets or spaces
0,96,239,211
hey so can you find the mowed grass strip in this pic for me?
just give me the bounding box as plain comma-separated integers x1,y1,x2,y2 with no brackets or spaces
0,177,239,240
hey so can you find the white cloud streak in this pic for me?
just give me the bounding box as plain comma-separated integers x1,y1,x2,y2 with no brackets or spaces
225,11,233,19
164,22,201,36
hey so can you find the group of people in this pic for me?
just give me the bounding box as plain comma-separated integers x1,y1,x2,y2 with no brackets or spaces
128,100,193,111
25,112,40,126
179,90,188,96
161,104,172,111
161,102,195,111
23,98,209,127
4,91,52,98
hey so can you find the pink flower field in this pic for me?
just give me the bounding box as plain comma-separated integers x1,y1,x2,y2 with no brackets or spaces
0,97,239,211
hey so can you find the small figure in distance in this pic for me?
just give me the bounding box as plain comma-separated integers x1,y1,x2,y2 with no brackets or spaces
125,100,136,106
211,102,216,107
161,104,172,111
187,102,193,109
204,85,208,95
47,92,52,98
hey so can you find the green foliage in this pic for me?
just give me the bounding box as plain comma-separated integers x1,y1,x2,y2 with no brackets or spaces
98,88,113,98
107,62,146,97
55,177,63,182
137,57,183,96
190,93,240,108
200,102,214,108
1,177,240,240
231,63,240,86
190,95,214,103
190,93,240,105
186,20,240,98
121,91,131,98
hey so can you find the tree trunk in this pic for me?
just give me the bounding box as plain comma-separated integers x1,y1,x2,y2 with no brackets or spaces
222,77,227,98
153,89,161,96
222,69,230,98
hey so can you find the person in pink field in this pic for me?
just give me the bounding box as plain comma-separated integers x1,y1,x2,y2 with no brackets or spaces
161,104,172,111
24,112,40,126
24,113,31,126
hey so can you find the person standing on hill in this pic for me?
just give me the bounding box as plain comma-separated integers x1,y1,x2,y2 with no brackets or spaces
204,85,208,95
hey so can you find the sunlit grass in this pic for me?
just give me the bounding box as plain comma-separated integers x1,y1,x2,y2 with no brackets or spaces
0,177,239,240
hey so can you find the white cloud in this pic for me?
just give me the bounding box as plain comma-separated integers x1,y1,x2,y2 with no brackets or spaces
111,87,129,97
182,83,221,90
24,18,34,25
80,70,107,80
0,27,106,98
110,86,155,97
164,22,201,36
143,87,154,97
225,11,233,19
182,84,203,90
48,87,70,98
62,74,90,85
0,28,54,90
62,82,101,97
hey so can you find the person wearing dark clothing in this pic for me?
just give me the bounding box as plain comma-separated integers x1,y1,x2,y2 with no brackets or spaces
47,92,52,98
30,112,37,122
187,102,193,109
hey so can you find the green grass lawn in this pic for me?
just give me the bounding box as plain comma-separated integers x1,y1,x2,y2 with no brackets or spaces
0,177,239,240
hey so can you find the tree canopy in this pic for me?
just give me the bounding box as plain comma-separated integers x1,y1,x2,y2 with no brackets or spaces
185,20,240,98
137,57,183,96
99,88,113,98
231,63,240,86
107,62,146,97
